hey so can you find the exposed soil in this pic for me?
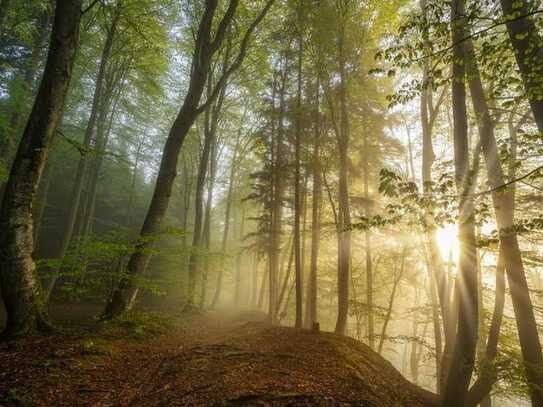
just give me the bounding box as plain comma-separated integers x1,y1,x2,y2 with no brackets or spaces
0,309,438,406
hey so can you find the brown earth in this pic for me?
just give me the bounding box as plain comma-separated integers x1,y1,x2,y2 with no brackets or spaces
0,310,438,406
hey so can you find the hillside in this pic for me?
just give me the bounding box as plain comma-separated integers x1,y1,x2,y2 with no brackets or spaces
0,311,438,406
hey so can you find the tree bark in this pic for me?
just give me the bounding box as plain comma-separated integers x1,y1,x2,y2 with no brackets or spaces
334,17,351,336
293,24,303,329
466,253,505,407
362,122,374,348
464,34,543,405
199,129,218,309
188,44,229,309
377,248,406,354
306,77,321,328
210,133,240,308
269,62,288,324
442,0,479,403
234,205,245,306
0,0,81,336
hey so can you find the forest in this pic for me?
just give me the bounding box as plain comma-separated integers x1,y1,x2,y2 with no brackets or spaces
1,0,543,406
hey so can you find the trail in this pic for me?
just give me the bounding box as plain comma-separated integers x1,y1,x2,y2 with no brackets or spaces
0,310,437,406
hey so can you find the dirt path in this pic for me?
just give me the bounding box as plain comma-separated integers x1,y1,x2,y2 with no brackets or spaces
0,310,437,406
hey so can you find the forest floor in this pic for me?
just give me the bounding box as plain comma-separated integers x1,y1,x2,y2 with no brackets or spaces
0,305,438,406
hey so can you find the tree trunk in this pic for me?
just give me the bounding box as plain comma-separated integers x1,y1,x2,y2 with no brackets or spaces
199,130,218,309
377,248,406,354
293,26,303,329
420,1,450,386
499,0,543,133
335,21,351,336
187,103,214,309
234,205,245,306
210,135,239,308
277,238,294,314
0,0,81,336
362,123,374,348
442,0,479,403
188,42,229,309
306,77,321,328
466,253,505,407
464,34,543,405
269,63,288,324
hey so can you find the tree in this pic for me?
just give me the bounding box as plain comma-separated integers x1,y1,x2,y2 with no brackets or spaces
442,0,479,403
464,30,543,405
0,0,82,336
102,0,275,319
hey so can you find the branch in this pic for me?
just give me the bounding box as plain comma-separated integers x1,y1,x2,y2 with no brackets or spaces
81,0,102,15
474,165,543,197
210,0,239,53
413,9,543,63
196,0,276,114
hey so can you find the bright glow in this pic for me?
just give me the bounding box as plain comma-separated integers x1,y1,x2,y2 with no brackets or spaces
436,223,460,260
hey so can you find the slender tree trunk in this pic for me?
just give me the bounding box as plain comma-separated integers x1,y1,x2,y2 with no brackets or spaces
187,113,213,308
410,285,421,384
211,132,242,308
251,249,259,307
422,241,443,390
464,35,543,405
377,250,406,354
442,1,479,403
187,43,229,309
258,265,268,310
335,21,351,336
362,125,374,348
269,63,288,324
293,25,303,329
420,2,450,387
499,0,543,133
277,238,294,314
200,133,218,309
306,78,321,329
79,63,126,244
0,0,81,336
466,253,505,406
234,205,245,306
126,133,147,226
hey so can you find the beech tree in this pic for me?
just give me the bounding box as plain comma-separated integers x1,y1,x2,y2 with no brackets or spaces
102,0,275,319
0,0,82,335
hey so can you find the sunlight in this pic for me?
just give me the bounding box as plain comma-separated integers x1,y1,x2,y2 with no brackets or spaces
436,223,460,260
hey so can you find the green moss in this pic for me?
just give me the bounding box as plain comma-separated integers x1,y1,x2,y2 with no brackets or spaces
98,311,175,340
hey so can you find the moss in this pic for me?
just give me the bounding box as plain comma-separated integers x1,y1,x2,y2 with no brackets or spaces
98,311,175,340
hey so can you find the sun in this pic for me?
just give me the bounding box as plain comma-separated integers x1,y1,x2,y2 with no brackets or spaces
436,223,460,260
